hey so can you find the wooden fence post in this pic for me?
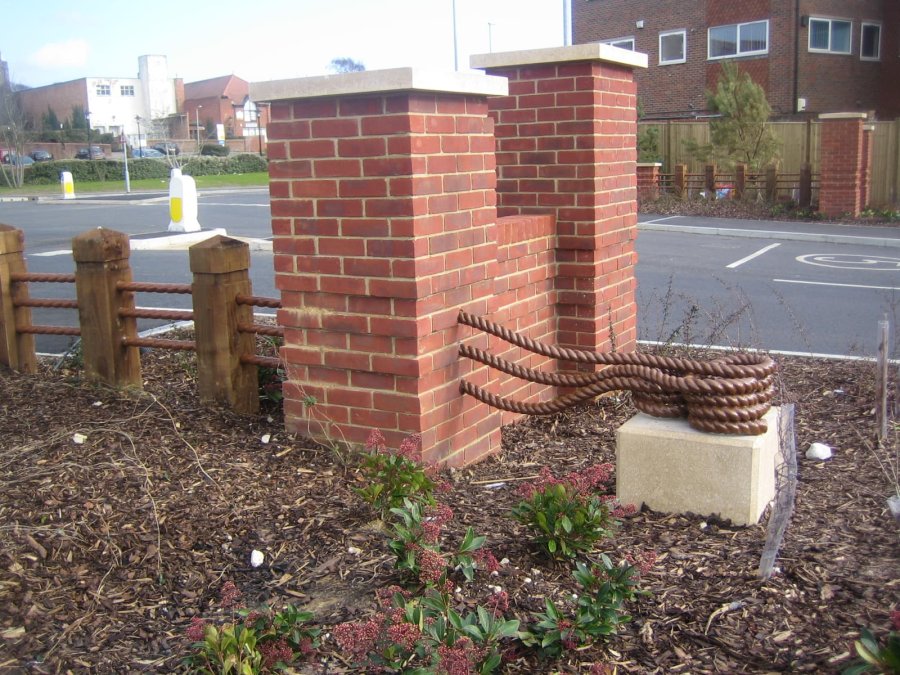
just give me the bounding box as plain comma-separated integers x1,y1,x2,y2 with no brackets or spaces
705,164,717,197
799,163,812,208
735,164,747,199
674,164,687,198
765,166,778,201
189,236,259,414
0,224,37,373
72,228,142,387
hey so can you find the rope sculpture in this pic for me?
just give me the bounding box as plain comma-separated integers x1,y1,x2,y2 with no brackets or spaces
457,311,777,435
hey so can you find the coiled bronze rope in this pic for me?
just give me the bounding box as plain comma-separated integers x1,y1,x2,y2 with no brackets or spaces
457,310,776,435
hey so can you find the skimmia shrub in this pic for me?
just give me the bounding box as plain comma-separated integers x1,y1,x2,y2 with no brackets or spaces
511,465,635,559
354,430,445,519
332,585,520,673
522,553,654,658
388,498,491,587
183,581,319,673
844,609,900,674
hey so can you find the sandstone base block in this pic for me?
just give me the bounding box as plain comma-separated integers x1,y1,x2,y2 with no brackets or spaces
616,407,781,526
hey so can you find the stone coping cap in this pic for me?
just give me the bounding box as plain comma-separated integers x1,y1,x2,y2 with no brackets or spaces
637,162,663,167
818,112,868,120
250,67,508,103
471,43,648,71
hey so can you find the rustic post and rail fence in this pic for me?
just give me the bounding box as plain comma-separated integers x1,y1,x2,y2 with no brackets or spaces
0,223,281,415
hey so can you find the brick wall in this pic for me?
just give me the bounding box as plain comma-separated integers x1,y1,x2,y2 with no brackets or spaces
255,50,643,466
574,0,894,118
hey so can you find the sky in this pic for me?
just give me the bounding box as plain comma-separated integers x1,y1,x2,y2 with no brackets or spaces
2,0,571,88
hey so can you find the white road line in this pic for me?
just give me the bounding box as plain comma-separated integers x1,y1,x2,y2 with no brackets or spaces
198,202,268,207
31,250,72,257
773,278,900,291
640,215,684,224
727,243,781,269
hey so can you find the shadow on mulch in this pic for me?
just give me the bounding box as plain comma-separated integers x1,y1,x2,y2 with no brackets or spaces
0,346,897,673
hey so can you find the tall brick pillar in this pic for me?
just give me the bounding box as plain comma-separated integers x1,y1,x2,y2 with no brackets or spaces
252,69,507,466
818,112,867,218
472,45,647,355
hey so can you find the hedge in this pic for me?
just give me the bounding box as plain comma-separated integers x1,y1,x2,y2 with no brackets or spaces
23,154,268,185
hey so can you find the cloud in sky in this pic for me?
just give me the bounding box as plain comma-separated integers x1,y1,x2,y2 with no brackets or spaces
28,40,90,69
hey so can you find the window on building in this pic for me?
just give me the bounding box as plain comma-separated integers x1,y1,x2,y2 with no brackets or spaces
602,37,635,51
96,84,111,96
120,85,135,96
808,18,852,54
708,20,769,59
860,22,881,60
659,30,686,65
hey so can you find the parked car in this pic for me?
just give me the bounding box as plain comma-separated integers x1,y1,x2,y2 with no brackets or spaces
30,149,54,162
153,142,180,156
75,146,105,159
1,152,34,166
133,147,165,158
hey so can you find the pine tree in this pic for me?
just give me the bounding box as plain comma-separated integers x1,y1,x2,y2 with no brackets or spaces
685,61,780,172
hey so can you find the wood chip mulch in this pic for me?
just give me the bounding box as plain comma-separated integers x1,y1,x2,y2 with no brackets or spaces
0,346,897,673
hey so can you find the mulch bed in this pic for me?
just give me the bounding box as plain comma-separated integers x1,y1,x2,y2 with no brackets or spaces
0,344,897,673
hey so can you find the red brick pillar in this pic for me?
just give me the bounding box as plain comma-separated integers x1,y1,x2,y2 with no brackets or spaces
818,113,867,217
253,70,507,466
473,45,647,354
636,163,661,202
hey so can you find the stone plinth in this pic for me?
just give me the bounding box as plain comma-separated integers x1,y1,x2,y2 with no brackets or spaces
616,407,781,526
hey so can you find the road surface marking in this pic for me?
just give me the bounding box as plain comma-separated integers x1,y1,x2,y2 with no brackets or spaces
727,243,781,269
31,250,72,257
640,215,684,224
773,278,900,291
796,253,900,271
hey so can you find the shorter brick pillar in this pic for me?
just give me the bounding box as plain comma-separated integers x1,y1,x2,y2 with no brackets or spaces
636,163,661,202
818,112,867,217
472,43,647,356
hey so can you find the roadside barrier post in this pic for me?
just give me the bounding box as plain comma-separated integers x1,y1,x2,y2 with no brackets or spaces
168,168,201,233
0,224,37,372
60,171,75,200
72,228,142,387
189,236,259,414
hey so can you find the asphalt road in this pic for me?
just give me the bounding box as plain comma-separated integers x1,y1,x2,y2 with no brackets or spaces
1,190,897,358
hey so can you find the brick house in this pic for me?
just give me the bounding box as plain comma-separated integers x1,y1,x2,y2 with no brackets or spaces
573,0,900,119
183,75,268,145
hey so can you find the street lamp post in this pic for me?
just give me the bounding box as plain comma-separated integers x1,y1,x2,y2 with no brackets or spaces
85,111,92,160
195,106,203,152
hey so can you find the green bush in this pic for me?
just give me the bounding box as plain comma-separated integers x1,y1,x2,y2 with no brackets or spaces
23,154,267,184
225,153,268,173
200,144,230,157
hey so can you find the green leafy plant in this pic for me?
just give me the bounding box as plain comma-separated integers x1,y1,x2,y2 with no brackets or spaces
388,498,493,586
184,581,319,673
844,611,900,674
333,585,519,674
511,465,631,559
522,553,653,658
354,430,438,519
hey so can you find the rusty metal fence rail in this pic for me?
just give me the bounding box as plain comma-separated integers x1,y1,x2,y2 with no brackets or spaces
457,311,776,435
0,224,282,414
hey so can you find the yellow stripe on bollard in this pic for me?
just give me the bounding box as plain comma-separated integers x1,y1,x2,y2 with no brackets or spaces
170,196,183,224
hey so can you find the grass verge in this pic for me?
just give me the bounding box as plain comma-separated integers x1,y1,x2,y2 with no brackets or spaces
0,172,269,196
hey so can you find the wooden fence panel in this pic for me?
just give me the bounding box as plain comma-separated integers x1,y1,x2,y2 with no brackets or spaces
641,119,898,207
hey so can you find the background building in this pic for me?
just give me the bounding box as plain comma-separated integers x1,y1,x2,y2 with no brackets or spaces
183,75,268,146
574,0,900,119
15,55,185,144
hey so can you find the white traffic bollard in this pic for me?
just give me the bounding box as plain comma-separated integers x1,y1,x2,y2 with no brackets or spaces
167,168,201,232
60,171,75,200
